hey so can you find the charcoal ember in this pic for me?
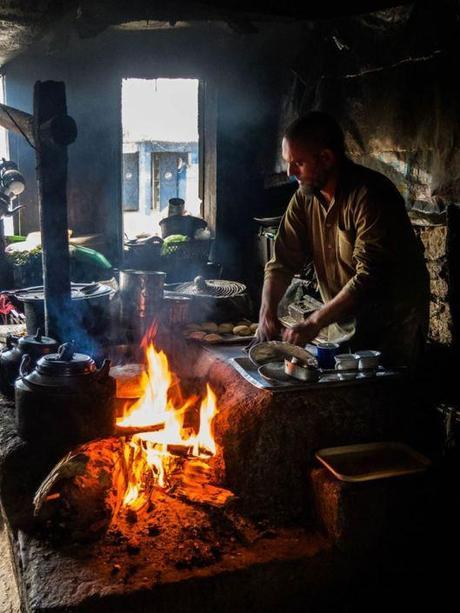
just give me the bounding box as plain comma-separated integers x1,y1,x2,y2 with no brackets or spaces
33,437,127,541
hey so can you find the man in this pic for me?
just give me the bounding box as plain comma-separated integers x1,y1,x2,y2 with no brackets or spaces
258,112,430,368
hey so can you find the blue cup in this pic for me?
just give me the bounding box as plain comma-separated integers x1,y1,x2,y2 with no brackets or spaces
316,342,340,369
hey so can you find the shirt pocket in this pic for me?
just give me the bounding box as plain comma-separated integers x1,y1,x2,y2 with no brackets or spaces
337,228,355,264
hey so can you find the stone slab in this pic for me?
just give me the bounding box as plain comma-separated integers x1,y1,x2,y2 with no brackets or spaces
15,527,360,613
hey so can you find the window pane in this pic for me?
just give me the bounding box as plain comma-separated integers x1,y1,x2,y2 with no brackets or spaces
121,78,200,239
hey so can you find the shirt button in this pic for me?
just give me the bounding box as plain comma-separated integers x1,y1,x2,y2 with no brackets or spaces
326,223,331,228
327,244,332,249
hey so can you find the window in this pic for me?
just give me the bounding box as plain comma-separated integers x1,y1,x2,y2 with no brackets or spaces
0,76,13,236
121,78,201,239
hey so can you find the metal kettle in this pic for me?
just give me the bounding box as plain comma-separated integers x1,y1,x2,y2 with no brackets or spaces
0,328,58,396
15,342,115,456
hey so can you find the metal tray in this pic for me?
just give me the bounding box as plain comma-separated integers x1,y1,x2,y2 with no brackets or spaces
315,442,431,483
229,356,401,392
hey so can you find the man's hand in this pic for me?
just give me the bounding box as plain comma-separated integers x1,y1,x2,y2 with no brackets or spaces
282,312,322,346
256,313,281,342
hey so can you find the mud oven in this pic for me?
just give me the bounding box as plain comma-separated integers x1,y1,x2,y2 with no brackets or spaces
0,328,419,613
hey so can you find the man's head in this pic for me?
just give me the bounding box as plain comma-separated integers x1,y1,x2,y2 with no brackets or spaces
282,112,345,196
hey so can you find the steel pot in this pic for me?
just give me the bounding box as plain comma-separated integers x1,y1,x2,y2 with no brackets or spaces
119,269,166,340
15,342,115,455
159,214,207,239
0,328,58,397
13,283,114,344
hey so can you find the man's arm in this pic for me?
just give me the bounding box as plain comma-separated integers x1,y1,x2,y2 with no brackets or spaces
257,192,311,341
283,285,357,345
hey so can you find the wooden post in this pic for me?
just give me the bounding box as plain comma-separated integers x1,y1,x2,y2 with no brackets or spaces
33,81,76,340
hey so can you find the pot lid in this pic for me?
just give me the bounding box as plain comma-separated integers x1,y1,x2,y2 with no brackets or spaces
36,342,96,377
15,282,113,302
171,276,246,298
17,328,58,352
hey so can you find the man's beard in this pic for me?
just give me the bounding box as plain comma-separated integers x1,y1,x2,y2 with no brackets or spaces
298,166,329,197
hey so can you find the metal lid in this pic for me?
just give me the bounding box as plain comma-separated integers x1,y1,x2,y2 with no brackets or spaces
172,276,246,298
17,329,58,352
15,282,113,303
36,342,96,377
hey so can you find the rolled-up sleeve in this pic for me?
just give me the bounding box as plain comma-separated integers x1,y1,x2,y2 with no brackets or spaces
264,191,311,285
344,184,398,300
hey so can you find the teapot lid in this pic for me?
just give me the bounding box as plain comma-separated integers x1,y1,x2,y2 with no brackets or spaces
36,342,96,377
17,329,58,352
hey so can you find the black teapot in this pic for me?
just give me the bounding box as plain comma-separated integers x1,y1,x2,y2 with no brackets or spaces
0,329,58,397
15,342,115,455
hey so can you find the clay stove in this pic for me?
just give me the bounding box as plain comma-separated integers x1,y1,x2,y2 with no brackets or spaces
0,327,418,612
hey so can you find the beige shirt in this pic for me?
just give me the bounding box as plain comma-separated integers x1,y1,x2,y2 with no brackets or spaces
265,160,430,364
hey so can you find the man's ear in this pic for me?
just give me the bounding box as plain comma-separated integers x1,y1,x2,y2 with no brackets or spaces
319,148,335,168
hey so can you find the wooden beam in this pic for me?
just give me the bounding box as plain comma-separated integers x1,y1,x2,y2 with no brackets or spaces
33,81,74,341
0,103,34,144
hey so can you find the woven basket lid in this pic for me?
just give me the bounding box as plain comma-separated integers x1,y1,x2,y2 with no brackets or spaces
172,276,246,298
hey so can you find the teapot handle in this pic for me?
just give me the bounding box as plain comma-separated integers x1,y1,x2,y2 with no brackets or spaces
19,354,32,378
95,359,111,380
5,333,19,350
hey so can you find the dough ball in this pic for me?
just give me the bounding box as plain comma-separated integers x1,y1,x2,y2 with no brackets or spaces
203,333,223,343
249,323,258,333
236,319,251,327
233,325,252,336
186,330,207,341
200,322,218,333
184,323,202,332
218,323,234,334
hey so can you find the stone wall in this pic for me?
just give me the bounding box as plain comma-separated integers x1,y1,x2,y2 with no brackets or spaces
414,223,452,345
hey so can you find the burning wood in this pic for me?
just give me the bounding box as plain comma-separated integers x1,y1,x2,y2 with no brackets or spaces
33,329,233,541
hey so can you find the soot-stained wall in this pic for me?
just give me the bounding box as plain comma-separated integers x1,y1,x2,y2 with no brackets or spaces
271,0,460,347
2,21,304,272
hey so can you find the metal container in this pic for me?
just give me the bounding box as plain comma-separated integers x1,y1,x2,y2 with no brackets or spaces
0,328,58,396
159,214,207,239
13,283,114,343
162,295,191,326
15,342,115,455
119,269,166,339
168,197,185,216
284,358,320,382
316,342,340,369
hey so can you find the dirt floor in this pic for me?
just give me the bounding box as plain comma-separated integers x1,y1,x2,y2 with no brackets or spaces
0,518,20,613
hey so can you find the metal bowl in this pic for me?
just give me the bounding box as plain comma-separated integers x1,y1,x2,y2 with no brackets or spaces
284,358,320,382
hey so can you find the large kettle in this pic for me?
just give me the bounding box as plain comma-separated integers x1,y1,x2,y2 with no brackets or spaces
15,342,115,456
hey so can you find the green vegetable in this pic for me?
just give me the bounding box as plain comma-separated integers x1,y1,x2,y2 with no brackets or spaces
163,234,188,244
161,234,188,256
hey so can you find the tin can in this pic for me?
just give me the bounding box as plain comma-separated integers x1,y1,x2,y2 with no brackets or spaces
168,198,185,216
316,342,340,369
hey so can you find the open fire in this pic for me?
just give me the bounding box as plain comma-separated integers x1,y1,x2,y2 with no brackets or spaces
116,327,219,511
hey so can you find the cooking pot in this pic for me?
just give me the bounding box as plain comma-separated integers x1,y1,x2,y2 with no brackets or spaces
13,282,114,343
166,276,250,323
159,214,207,239
0,328,58,397
15,342,115,455
119,270,166,340
123,235,163,270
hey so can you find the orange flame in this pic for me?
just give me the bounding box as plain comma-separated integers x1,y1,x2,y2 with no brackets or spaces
116,331,218,510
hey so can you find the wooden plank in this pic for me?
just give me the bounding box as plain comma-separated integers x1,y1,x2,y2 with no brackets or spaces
0,102,34,144
33,81,74,341
198,80,217,235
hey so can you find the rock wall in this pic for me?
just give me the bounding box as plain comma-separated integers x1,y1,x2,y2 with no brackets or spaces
414,224,452,345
